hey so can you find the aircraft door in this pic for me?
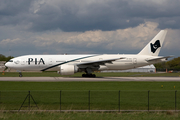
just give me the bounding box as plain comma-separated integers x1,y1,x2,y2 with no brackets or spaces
133,58,137,64
49,58,53,65
21,59,26,65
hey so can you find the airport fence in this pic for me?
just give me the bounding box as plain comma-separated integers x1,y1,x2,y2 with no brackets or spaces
0,90,179,111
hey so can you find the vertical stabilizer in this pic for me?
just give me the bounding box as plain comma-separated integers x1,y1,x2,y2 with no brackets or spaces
138,30,167,56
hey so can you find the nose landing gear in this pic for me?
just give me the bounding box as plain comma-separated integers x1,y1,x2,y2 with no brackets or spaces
19,72,23,77
17,70,23,77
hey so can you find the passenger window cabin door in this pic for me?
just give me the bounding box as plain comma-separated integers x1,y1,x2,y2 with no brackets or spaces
49,58,53,65
21,59,26,65
133,58,137,64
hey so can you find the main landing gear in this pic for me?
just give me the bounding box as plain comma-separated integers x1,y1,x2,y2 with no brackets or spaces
82,68,97,77
82,74,96,77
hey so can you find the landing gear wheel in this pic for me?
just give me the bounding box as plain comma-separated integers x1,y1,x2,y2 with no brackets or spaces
82,74,86,77
19,73,23,77
92,74,96,77
82,74,96,77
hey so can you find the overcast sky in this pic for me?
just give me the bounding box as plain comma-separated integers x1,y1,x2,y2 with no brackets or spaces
0,0,180,57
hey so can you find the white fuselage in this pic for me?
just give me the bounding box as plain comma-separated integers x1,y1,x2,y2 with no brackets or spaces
5,54,163,72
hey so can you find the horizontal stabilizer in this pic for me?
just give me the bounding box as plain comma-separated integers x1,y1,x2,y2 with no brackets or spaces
146,55,173,62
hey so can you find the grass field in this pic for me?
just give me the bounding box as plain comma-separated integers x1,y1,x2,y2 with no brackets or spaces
1,72,180,119
0,81,180,111
0,111,179,120
0,81,180,91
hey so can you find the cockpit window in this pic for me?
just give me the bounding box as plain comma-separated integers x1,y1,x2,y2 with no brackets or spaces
14,60,20,64
8,60,13,62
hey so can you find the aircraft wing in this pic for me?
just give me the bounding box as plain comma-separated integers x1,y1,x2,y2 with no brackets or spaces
77,57,126,66
146,55,173,62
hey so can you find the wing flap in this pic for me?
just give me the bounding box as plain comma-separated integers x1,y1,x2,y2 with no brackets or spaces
77,57,126,66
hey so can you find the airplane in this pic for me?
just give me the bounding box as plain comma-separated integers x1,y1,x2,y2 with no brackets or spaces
5,30,172,77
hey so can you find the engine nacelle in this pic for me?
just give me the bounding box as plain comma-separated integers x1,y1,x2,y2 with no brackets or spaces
60,64,78,75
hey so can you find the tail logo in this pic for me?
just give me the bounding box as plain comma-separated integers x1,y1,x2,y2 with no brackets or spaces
150,40,161,53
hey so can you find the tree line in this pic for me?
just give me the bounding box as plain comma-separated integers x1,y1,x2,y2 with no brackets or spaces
154,57,180,71
0,54,13,62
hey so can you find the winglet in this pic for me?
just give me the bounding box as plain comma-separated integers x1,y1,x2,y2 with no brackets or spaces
138,30,167,56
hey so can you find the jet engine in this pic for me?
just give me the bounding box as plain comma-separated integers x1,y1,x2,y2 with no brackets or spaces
60,64,78,75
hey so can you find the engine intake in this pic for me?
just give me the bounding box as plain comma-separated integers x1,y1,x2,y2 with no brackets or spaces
60,64,78,75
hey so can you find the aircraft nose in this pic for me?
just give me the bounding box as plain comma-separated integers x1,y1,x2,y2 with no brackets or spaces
5,62,9,68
